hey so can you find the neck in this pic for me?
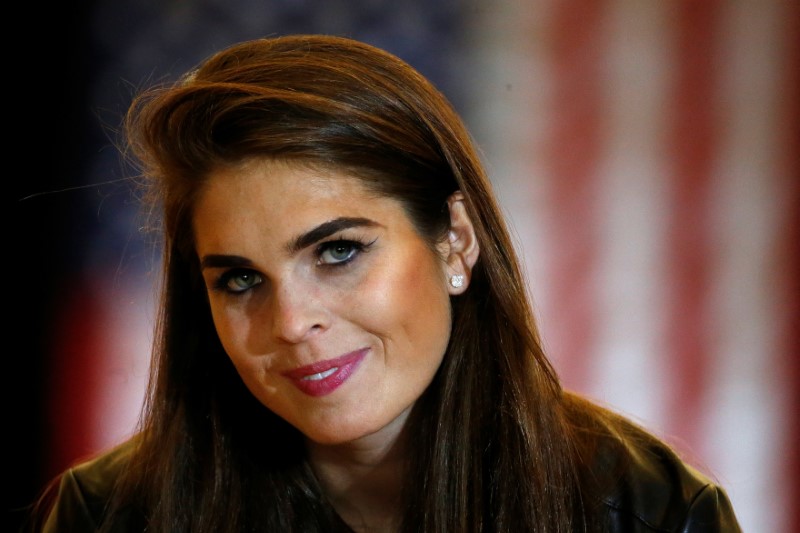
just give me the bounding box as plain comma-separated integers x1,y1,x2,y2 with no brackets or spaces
306,413,411,532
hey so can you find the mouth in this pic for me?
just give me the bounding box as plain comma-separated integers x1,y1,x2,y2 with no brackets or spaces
282,348,368,397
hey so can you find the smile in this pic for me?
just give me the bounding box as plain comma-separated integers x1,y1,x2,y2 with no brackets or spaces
303,367,338,381
282,348,368,397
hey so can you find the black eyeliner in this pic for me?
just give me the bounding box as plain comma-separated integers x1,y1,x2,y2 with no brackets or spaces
288,217,380,253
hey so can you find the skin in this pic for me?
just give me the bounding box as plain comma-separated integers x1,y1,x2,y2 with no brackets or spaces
192,158,478,531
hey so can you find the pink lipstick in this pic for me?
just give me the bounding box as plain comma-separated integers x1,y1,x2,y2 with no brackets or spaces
282,348,368,397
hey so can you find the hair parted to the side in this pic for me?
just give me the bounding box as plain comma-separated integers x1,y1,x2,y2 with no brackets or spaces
113,34,591,532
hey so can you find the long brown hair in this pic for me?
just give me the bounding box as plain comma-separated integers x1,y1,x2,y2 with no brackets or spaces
111,34,591,532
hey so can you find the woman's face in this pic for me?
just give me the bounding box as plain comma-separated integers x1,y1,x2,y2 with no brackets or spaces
193,159,453,445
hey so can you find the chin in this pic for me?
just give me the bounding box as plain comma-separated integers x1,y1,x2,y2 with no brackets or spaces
302,417,393,447
303,427,372,446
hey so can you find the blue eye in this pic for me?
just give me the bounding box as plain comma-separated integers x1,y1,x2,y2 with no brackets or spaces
216,269,263,293
318,240,361,265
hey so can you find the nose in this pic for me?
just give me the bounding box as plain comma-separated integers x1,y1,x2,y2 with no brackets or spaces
270,281,327,344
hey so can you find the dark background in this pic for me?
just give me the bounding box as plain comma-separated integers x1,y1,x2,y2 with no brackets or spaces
12,3,98,530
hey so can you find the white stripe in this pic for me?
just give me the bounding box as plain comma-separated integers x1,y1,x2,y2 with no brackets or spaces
91,277,152,450
588,0,674,433
706,2,792,531
464,0,556,345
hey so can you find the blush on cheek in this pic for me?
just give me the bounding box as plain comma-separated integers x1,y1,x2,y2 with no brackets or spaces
397,261,451,341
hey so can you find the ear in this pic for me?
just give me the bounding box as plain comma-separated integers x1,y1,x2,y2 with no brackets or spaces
441,191,480,295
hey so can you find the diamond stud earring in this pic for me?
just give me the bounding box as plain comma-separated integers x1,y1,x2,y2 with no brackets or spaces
450,274,465,288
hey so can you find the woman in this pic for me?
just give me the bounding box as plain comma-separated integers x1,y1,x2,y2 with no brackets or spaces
33,34,741,532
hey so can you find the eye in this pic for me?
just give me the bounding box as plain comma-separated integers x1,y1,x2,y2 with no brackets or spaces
317,238,375,266
214,268,263,294
318,240,360,265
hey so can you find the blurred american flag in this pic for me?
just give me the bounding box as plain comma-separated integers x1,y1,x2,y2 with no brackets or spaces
472,2,798,531
41,2,797,532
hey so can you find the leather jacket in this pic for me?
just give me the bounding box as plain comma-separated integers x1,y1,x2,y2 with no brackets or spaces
39,423,742,532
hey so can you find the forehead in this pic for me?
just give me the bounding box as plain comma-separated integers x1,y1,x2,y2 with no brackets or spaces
198,158,381,212
192,158,407,247
215,158,372,193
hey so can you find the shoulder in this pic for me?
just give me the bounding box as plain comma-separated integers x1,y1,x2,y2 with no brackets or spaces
564,395,742,532
41,436,143,533
593,430,741,532
66,436,137,497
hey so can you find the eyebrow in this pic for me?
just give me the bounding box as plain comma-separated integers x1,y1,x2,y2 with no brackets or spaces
288,217,380,253
200,254,253,270
199,216,380,270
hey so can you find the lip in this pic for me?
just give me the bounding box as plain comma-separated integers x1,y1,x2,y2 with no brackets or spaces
282,348,368,397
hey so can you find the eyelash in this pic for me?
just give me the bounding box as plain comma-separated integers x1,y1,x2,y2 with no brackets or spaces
212,269,262,294
316,237,376,267
211,236,377,294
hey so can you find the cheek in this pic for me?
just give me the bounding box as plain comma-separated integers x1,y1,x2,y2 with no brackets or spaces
361,251,451,363
206,298,238,349
209,302,281,396
206,297,261,365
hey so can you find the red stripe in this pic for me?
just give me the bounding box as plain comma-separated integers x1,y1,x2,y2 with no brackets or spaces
47,281,104,477
543,0,608,392
662,0,723,453
778,3,800,528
